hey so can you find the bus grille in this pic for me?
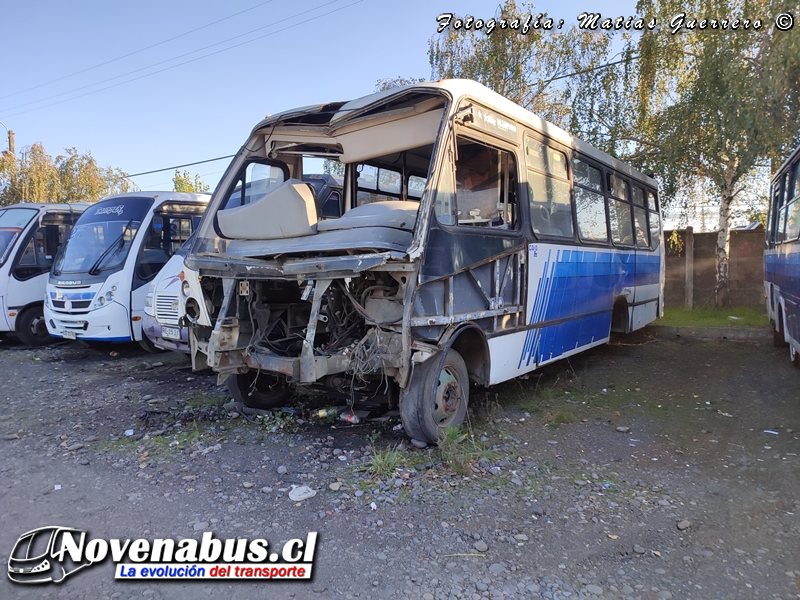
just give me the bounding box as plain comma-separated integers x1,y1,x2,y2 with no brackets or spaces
53,300,92,310
155,294,180,325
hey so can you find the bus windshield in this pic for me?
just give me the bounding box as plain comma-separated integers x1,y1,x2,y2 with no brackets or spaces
53,198,152,275
0,208,38,266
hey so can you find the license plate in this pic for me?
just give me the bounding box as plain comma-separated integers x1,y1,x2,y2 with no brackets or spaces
62,330,77,340
162,326,181,340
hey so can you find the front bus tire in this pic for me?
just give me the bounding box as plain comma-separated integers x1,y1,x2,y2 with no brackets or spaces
790,343,800,369
400,348,469,445
16,306,51,347
227,370,291,410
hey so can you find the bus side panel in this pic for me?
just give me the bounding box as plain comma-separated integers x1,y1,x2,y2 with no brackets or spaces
488,244,631,384
631,252,662,330
779,248,800,343
0,294,9,331
5,272,49,313
130,282,150,342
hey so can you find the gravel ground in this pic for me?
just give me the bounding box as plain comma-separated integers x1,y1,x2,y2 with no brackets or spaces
0,331,798,600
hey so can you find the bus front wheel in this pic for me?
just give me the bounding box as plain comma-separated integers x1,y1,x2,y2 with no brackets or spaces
16,306,51,347
790,344,800,369
401,349,469,445
227,371,291,410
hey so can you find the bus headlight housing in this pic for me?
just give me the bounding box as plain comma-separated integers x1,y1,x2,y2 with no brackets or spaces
94,287,116,309
144,283,155,314
181,280,191,298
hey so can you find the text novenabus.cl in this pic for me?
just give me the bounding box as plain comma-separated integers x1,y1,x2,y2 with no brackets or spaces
7,527,318,584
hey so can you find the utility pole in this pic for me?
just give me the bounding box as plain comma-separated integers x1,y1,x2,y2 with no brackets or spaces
0,121,13,156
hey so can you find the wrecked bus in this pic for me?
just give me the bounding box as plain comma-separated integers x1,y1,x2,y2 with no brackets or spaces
183,80,664,443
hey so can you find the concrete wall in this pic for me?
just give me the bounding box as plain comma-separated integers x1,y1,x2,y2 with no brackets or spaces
664,227,765,307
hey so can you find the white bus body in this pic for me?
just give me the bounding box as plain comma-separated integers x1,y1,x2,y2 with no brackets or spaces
0,202,89,346
45,192,209,346
142,245,190,353
183,80,664,443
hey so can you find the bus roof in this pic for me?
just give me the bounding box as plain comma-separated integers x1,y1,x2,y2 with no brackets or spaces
1,202,92,213
98,191,211,206
252,79,657,190
773,143,800,183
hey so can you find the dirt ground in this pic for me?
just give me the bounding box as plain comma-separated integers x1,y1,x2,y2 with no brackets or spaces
0,331,798,600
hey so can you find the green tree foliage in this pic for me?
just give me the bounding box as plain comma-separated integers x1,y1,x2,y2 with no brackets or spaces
323,159,345,177
428,1,612,127
574,0,800,306
0,143,133,206
173,170,210,193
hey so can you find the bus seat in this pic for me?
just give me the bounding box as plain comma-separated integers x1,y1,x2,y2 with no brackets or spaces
217,179,318,240
317,200,419,232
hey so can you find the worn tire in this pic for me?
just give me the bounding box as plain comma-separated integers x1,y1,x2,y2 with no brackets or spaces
227,371,291,410
400,348,469,444
139,333,166,354
16,306,51,347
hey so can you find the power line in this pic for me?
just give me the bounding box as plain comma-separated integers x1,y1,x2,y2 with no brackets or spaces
0,0,353,117
549,54,639,82
0,0,276,102
127,155,235,178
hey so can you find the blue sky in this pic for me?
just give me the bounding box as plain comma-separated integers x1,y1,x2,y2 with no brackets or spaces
0,0,634,192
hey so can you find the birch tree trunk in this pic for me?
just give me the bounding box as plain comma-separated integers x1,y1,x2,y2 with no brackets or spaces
714,192,734,308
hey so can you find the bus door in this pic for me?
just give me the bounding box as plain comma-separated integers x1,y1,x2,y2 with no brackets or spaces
417,131,526,381
130,204,206,338
631,186,660,329
9,212,79,309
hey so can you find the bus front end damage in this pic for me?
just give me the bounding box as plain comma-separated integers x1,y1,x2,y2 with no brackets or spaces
192,250,417,406
183,87,460,442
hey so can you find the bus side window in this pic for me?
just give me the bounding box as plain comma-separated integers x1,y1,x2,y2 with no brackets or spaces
648,192,661,250
136,218,171,281
14,226,53,280
573,158,607,242
526,137,571,237
632,186,649,248
452,139,518,229
608,173,634,246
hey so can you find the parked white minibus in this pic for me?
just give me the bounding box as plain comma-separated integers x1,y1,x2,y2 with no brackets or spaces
0,202,89,345
44,192,209,349
142,239,192,353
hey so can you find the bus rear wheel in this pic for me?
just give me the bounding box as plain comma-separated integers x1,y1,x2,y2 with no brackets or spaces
773,313,788,348
16,306,51,347
401,349,469,445
227,371,291,410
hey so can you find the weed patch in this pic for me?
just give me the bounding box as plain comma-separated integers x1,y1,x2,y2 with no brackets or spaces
256,410,303,434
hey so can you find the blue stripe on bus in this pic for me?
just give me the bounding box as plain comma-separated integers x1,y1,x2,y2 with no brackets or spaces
50,291,95,301
765,251,800,300
518,250,660,368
